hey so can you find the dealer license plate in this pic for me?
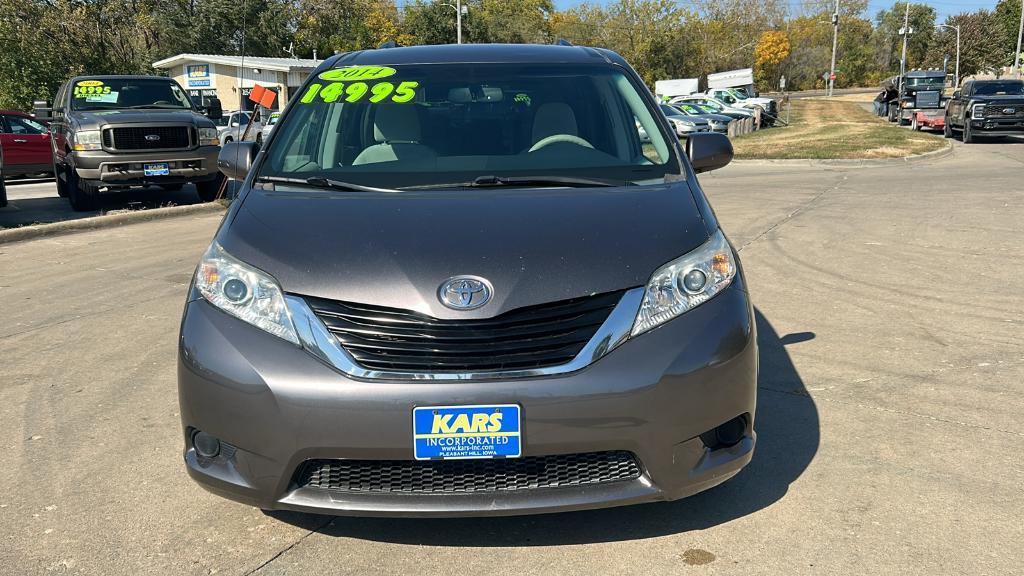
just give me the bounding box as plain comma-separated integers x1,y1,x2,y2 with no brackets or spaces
413,404,521,460
144,163,170,176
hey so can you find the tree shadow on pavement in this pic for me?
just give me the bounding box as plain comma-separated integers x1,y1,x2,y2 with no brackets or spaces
267,308,820,545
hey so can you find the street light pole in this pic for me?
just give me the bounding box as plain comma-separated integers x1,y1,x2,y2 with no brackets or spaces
457,0,462,44
937,24,960,88
828,0,839,97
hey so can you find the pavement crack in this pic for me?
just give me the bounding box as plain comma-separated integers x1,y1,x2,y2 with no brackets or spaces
737,175,846,252
244,517,334,575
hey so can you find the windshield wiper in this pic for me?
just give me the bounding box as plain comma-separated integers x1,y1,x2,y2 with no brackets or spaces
127,104,187,109
256,175,399,193
469,175,626,188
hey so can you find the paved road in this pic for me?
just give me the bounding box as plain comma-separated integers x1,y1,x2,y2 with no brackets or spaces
1,140,1022,575
0,179,222,229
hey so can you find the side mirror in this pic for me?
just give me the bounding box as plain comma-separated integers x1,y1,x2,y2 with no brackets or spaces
217,141,258,180
686,132,733,174
952,90,961,99
33,100,52,121
206,97,223,121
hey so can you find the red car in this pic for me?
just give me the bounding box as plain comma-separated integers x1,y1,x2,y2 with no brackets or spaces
0,110,52,178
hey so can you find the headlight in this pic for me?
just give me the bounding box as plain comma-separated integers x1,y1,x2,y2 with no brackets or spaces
72,130,102,151
194,243,299,344
631,229,737,337
972,103,985,119
198,127,220,146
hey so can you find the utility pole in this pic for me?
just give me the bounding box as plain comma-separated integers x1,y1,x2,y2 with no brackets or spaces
899,1,911,95
457,0,462,44
828,0,839,97
1014,0,1023,78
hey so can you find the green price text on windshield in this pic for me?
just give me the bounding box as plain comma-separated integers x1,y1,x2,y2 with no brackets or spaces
74,84,112,98
300,81,419,105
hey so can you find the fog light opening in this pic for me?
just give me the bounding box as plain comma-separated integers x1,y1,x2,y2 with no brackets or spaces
700,415,748,451
192,430,221,458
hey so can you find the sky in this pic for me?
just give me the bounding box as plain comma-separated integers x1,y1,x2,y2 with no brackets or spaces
550,0,1002,23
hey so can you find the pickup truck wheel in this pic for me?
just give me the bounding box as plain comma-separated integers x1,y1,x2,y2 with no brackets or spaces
195,174,224,202
963,122,975,144
943,116,953,138
67,169,99,211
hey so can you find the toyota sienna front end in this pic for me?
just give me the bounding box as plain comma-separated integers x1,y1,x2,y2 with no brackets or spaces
178,44,756,517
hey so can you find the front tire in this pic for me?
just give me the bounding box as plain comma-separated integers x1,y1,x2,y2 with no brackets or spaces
195,174,224,202
963,121,975,144
67,167,99,211
54,161,70,197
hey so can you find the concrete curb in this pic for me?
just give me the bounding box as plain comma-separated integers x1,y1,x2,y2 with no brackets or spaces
732,140,954,168
0,202,226,245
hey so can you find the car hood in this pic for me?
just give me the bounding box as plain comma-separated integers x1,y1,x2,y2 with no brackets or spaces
972,95,1024,103
220,182,710,319
74,109,209,128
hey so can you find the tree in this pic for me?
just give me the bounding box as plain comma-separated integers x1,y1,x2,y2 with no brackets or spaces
871,2,937,74
926,11,1010,78
994,0,1022,67
754,30,790,89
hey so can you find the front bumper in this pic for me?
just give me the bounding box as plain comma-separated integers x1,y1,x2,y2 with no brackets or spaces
71,146,220,186
178,282,757,517
970,118,1024,135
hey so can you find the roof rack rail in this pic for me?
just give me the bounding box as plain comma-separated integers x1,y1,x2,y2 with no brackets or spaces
554,39,574,46
378,40,398,49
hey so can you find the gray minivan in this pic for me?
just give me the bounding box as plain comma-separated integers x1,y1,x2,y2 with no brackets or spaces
179,43,756,517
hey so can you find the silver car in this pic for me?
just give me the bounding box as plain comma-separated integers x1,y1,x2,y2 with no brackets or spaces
215,110,264,144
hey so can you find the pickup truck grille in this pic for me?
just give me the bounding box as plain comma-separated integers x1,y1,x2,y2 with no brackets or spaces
982,104,1024,118
103,126,192,151
914,91,940,108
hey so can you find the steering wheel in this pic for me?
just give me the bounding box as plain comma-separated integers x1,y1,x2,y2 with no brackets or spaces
528,134,594,153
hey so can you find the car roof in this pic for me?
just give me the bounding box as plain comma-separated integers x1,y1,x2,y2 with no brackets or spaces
905,70,945,78
318,43,625,71
70,75,176,82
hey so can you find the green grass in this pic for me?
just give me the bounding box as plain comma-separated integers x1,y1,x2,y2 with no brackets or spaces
731,99,947,160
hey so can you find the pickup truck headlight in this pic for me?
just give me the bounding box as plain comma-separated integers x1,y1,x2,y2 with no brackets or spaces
195,243,299,344
198,127,220,146
72,130,102,151
972,103,986,119
631,229,737,336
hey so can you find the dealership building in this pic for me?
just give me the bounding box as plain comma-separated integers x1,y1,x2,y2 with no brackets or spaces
152,54,322,112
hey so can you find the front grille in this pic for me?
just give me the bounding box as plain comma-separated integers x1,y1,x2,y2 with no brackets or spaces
983,104,1024,118
296,451,642,494
105,126,191,150
306,290,624,372
914,90,940,108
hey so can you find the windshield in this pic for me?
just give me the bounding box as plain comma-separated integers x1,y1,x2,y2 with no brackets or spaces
973,81,1024,96
676,104,704,115
906,77,945,89
70,78,192,111
261,63,678,189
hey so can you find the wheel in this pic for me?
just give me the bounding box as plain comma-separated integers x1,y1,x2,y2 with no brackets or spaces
255,133,263,146
195,174,224,202
943,116,953,138
160,183,184,191
67,166,99,211
223,136,233,144
963,121,975,144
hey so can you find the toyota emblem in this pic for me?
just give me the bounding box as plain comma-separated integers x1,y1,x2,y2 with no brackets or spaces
438,276,493,310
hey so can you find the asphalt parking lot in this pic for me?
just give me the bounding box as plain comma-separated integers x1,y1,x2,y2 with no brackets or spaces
1,140,1022,575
